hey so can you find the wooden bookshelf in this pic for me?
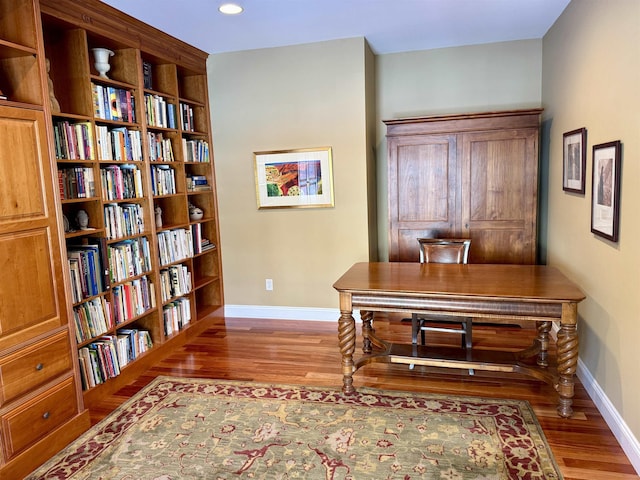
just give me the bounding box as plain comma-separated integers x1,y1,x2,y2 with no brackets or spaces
37,0,224,407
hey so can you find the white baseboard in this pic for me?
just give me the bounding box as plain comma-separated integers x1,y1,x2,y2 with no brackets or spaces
576,358,640,474
224,304,358,322
225,305,639,475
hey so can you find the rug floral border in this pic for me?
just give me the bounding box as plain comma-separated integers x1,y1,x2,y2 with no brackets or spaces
26,376,563,479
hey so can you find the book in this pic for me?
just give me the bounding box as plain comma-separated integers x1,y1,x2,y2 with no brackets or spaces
143,61,153,89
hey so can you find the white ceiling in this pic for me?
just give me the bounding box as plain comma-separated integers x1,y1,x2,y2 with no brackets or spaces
100,0,570,55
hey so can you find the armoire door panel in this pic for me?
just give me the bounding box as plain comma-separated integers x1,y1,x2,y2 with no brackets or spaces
397,143,451,222
469,229,530,264
461,128,538,264
468,138,526,221
388,134,458,261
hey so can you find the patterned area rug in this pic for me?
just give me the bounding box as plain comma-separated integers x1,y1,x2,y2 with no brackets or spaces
27,377,562,479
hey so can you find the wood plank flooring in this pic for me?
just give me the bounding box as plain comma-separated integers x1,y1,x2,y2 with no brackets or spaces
88,315,638,480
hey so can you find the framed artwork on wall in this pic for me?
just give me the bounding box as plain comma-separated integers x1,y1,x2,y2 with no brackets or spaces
254,147,334,209
591,140,622,242
563,127,587,194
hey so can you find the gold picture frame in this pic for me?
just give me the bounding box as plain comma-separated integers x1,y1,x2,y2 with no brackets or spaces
254,147,334,209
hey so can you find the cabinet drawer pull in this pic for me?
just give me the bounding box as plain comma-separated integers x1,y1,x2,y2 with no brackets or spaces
35,363,44,371
42,411,50,419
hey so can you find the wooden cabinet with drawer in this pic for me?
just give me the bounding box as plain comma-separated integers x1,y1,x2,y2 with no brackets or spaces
0,332,73,405
0,1,90,477
1,377,78,459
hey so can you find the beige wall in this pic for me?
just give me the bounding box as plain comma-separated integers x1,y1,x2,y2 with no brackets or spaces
375,40,543,259
208,38,371,311
543,0,640,445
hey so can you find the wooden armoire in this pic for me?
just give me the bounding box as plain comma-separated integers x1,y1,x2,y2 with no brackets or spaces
385,109,542,264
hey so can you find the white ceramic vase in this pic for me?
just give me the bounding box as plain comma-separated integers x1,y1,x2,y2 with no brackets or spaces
92,48,114,79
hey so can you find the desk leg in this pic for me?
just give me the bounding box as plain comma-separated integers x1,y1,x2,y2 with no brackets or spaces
556,302,579,418
338,292,356,394
537,321,551,367
361,310,373,354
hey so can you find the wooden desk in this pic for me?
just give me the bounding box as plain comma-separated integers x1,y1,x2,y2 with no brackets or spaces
333,262,586,417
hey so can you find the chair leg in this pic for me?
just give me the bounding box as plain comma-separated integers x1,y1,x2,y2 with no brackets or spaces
465,317,474,375
465,318,473,350
410,314,419,370
411,314,419,345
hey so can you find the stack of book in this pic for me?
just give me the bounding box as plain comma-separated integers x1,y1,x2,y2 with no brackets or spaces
148,132,174,162
95,125,143,161
92,84,136,123
73,297,113,343
157,228,194,265
186,174,208,191
150,164,176,195
53,120,95,160
100,164,144,200
68,242,106,301
163,297,191,336
104,202,145,240
182,138,209,162
58,167,96,200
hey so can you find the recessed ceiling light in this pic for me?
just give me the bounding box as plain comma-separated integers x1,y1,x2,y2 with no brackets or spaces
219,3,243,15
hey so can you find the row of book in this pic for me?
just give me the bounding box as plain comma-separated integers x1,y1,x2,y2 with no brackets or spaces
54,122,206,163
96,125,143,162
104,202,145,240
53,120,95,160
183,138,210,163
145,93,177,129
58,167,96,200
92,83,136,123
68,242,107,302
78,329,152,390
190,223,215,255
107,237,152,283
112,275,156,324
179,102,195,132
101,164,144,201
73,297,113,344
163,298,191,336
157,228,194,266
150,164,177,196
159,264,192,302
148,132,175,162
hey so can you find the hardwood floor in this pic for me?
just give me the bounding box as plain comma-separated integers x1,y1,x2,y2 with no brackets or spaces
88,315,638,480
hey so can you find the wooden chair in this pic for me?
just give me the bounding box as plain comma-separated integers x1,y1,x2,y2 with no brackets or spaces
411,239,473,364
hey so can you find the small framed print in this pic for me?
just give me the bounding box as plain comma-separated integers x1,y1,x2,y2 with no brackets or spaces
563,128,587,194
254,147,334,209
591,140,622,242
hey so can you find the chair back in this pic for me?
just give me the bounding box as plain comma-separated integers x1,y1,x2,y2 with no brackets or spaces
418,238,471,265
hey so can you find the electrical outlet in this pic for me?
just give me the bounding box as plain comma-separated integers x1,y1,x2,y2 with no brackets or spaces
265,278,273,291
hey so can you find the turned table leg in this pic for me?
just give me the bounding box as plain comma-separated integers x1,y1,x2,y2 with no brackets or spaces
556,302,579,418
537,321,551,367
361,310,373,354
338,292,356,394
